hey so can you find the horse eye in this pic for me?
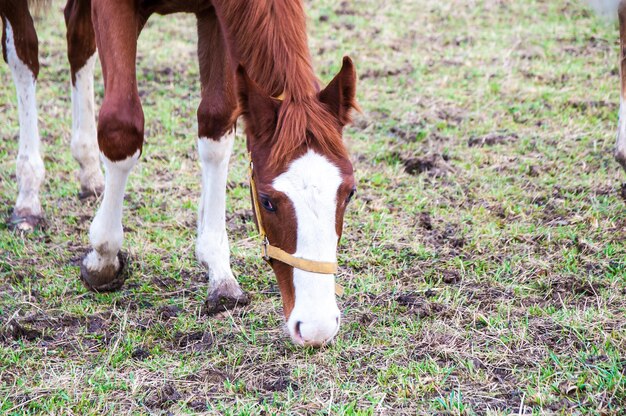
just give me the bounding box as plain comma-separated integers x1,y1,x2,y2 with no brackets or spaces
261,196,276,212
346,187,357,203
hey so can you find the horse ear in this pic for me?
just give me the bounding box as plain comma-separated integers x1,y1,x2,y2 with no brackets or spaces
236,65,280,138
319,56,358,127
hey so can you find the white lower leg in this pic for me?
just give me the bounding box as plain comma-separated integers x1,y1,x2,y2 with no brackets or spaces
83,151,138,273
6,22,44,218
616,98,626,170
196,133,238,286
71,53,104,195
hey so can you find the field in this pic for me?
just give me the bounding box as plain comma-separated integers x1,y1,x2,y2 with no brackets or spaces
1,0,626,414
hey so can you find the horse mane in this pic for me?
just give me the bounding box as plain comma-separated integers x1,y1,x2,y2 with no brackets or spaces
215,0,350,167
271,97,349,169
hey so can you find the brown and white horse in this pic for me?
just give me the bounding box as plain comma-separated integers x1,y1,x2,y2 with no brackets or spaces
1,0,358,347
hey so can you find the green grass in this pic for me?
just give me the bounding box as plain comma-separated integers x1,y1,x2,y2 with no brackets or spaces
1,0,626,414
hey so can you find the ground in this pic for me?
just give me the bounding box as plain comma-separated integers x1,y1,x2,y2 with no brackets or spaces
1,0,625,414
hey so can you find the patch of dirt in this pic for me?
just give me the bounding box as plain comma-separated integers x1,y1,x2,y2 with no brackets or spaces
568,99,617,113
261,368,298,392
541,275,606,302
335,0,356,15
131,347,151,361
187,399,207,412
434,223,466,248
151,275,179,290
359,312,375,326
527,165,541,177
470,389,524,414
468,132,518,147
441,270,461,284
389,124,423,142
417,211,433,230
396,293,447,319
2,320,49,342
408,329,467,364
173,331,214,352
2,313,84,341
537,201,570,226
403,154,453,177
87,315,107,333
360,63,414,79
556,35,611,56
115,297,150,311
1,312,116,355
527,317,585,353
145,383,182,410
433,107,466,126
159,305,182,321
186,368,227,385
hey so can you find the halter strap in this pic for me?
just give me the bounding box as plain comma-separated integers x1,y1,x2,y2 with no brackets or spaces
248,155,344,296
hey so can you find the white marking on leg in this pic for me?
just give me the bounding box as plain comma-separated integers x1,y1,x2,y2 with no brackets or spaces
71,53,104,194
273,150,342,345
196,133,237,285
5,21,44,218
616,98,626,169
83,151,139,272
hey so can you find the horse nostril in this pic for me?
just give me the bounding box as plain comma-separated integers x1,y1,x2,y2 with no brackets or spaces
295,321,303,339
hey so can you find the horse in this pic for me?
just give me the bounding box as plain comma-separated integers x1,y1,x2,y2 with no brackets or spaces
585,0,626,170
1,0,358,347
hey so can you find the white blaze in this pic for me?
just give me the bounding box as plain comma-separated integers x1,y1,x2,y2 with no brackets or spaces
273,150,342,346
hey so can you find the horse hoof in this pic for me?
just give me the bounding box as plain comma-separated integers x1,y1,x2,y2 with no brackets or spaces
80,252,128,292
78,185,104,200
8,213,44,232
204,280,250,315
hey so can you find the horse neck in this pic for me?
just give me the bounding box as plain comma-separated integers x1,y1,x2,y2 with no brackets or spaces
212,0,319,100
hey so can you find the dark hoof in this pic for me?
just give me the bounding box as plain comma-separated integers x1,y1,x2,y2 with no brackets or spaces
8,213,44,232
80,252,128,292
204,280,250,315
78,186,104,200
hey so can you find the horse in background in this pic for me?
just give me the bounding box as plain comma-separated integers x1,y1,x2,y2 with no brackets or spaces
586,0,626,170
2,0,104,230
1,0,358,347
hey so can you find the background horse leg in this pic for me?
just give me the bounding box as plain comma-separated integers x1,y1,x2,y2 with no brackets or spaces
80,0,144,291
1,1,45,231
196,7,249,313
64,0,104,199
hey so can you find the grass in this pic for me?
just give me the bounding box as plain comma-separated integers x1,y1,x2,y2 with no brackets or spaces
1,0,626,414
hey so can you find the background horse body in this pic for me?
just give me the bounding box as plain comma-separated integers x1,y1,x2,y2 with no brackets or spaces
589,0,626,171
1,0,357,347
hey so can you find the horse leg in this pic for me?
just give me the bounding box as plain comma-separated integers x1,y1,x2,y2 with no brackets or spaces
80,0,144,291
196,7,249,313
64,0,104,199
617,2,626,171
1,1,45,231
